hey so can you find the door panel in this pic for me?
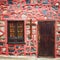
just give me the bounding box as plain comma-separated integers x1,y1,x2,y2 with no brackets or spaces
38,21,55,57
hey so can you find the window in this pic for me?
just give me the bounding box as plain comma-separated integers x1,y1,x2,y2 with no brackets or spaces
7,21,24,44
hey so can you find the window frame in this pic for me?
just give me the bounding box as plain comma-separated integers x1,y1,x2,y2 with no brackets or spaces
7,21,25,44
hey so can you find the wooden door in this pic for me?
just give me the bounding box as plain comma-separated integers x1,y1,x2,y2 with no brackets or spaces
38,21,55,57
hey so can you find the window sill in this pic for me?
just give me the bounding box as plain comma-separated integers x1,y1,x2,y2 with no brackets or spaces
7,42,25,44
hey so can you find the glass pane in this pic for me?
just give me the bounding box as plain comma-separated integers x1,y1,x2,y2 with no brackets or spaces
9,22,16,38
17,22,24,39
8,21,24,44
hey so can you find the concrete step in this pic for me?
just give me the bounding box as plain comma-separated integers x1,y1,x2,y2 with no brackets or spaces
37,58,60,60
0,55,37,60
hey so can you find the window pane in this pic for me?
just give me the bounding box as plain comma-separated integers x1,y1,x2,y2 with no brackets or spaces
9,22,16,38
17,21,24,39
8,21,24,44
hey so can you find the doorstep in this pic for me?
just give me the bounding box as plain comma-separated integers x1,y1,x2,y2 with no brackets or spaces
0,55,37,60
